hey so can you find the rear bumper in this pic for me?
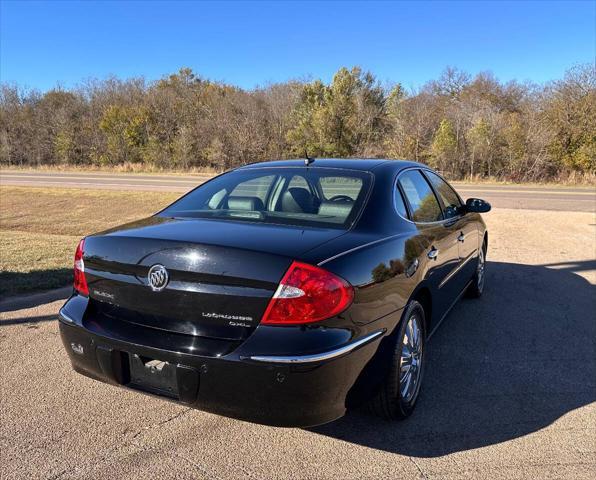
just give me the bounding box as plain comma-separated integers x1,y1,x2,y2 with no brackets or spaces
58,304,386,427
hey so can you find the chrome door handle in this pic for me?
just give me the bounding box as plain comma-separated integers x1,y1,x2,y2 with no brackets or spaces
427,247,439,260
457,232,465,242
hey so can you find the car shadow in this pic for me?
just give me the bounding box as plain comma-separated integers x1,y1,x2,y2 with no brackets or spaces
0,269,71,313
310,260,596,457
0,268,71,298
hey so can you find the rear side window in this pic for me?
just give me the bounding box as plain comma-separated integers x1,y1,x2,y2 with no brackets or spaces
425,171,462,219
398,170,443,222
160,167,372,229
394,186,408,218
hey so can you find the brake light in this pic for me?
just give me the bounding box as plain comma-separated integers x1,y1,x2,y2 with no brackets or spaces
261,261,354,325
74,238,89,296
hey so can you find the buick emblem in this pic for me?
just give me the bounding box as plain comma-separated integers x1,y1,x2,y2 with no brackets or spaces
148,264,169,292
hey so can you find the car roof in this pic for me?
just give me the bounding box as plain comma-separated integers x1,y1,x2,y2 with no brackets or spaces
237,158,424,173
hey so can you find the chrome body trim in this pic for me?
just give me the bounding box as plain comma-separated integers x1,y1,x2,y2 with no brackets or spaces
439,250,477,289
427,279,473,340
58,307,76,324
247,330,385,364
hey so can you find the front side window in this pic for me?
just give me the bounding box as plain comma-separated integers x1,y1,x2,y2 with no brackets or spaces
160,168,372,229
398,170,443,222
425,171,463,219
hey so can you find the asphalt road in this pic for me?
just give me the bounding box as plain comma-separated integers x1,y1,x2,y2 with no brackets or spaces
1,207,595,479
1,170,595,212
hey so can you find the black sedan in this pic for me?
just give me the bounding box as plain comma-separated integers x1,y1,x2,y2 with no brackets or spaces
59,159,490,427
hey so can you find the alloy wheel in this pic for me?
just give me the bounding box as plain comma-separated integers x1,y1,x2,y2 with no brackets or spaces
477,248,485,292
399,315,423,402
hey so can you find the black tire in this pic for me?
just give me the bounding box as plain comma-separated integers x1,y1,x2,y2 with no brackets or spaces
370,300,426,420
467,241,487,298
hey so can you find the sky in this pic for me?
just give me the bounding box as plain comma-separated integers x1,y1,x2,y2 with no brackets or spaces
1,1,594,91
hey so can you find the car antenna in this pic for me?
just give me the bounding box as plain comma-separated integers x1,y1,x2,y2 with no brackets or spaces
304,150,315,167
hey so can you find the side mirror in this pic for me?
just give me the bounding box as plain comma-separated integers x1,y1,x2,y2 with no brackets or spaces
465,198,491,213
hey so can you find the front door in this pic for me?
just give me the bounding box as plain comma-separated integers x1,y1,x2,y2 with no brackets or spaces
424,170,478,295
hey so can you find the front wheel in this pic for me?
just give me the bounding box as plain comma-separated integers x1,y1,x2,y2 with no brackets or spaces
467,244,486,298
370,300,426,420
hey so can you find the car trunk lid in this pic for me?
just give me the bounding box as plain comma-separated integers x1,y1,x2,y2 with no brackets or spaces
82,216,344,344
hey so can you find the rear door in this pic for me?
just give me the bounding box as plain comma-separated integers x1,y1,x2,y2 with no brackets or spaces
398,170,461,314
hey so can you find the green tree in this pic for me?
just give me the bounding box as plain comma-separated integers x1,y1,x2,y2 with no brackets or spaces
318,67,359,156
501,112,527,178
54,130,76,164
286,67,386,158
430,119,457,173
286,80,327,156
544,64,596,174
99,105,149,164
466,118,491,177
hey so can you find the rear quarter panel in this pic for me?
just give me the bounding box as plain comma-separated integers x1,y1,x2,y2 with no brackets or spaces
314,232,428,330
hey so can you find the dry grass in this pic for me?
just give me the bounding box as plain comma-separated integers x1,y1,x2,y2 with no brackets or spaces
0,186,179,296
0,231,78,296
1,163,221,176
451,172,596,187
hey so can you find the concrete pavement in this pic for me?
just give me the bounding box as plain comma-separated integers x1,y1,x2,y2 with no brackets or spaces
1,208,595,479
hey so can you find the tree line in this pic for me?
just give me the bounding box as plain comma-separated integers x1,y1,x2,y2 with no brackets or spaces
1,64,594,181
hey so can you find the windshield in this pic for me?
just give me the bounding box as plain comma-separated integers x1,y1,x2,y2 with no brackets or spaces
159,167,372,229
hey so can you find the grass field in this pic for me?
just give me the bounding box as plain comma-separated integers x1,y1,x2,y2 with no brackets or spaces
0,187,178,297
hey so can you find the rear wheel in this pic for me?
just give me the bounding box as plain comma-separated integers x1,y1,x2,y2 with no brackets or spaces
467,242,486,298
370,300,425,420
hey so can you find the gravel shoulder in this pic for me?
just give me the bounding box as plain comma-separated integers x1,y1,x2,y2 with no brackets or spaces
1,208,595,479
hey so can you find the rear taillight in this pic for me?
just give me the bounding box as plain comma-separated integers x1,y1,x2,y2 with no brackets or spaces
261,261,354,325
74,238,89,296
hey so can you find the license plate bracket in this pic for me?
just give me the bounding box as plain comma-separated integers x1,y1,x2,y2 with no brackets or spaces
128,354,179,399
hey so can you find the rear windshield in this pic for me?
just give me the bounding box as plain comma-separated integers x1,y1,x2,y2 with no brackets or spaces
159,167,372,229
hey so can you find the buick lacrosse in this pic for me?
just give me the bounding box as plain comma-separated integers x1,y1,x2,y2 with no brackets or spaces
59,159,490,427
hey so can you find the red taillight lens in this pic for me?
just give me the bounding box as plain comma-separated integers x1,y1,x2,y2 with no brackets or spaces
74,238,89,296
261,261,354,325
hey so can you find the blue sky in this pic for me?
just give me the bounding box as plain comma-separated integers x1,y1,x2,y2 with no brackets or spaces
1,1,594,91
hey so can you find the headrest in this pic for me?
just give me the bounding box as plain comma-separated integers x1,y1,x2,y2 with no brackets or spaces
227,196,265,211
281,188,317,213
